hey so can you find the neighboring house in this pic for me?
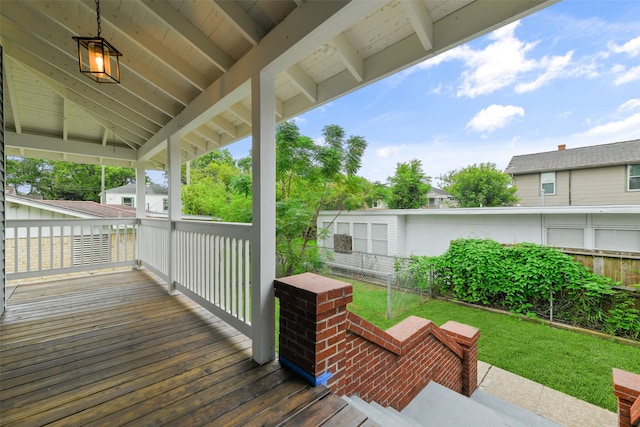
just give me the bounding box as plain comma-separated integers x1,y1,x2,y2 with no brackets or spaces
426,187,454,208
6,194,136,220
505,140,640,207
105,183,169,213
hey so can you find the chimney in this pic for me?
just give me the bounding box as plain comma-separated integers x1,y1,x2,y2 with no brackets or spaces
558,144,566,151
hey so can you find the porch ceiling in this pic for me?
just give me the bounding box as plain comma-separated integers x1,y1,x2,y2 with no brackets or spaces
0,0,557,171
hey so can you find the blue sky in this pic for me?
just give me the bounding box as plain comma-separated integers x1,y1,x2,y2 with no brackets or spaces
226,0,640,185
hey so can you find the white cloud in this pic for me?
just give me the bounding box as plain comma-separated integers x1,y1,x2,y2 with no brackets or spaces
610,36,640,57
515,51,574,93
467,105,525,133
619,99,640,112
614,65,640,85
579,112,640,137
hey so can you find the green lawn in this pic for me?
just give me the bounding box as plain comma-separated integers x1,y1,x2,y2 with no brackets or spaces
340,279,640,413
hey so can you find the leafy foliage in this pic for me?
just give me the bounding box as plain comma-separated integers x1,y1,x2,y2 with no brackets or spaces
439,162,518,207
387,159,431,209
7,157,136,202
396,239,640,339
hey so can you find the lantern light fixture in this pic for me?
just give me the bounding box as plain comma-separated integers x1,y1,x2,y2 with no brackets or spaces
72,0,122,83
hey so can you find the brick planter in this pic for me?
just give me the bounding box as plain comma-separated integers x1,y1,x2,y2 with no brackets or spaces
613,368,640,427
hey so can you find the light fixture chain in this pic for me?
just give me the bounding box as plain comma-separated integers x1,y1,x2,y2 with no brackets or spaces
95,0,102,37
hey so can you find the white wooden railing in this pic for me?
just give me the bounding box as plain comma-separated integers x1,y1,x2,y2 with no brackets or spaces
136,218,253,336
138,218,171,283
6,218,138,280
7,217,254,338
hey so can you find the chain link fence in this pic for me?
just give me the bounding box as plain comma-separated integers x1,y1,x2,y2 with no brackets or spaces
318,250,433,320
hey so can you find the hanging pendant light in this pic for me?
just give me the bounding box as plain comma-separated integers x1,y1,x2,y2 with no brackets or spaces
72,0,122,83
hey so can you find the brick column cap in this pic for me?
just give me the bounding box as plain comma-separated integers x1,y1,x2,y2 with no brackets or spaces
613,368,640,399
441,320,480,346
275,272,352,305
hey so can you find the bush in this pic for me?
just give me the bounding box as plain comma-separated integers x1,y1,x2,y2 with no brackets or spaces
396,238,639,339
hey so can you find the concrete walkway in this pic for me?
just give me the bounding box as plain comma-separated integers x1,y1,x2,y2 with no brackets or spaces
477,361,618,427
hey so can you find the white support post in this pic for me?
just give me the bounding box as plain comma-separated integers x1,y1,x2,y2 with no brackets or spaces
167,135,182,295
251,70,276,364
135,161,146,269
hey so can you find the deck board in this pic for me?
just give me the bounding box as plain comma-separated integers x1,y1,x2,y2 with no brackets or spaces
0,269,375,426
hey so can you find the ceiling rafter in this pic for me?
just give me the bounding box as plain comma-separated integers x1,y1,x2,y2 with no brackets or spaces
402,0,434,51
213,0,265,46
284,64,317,102
4,58,22,134
210,117,237,139
80,0,210,92
140,0,234,73
5,47,152,144
0,16,172,131
25,0,195,106
194,124,223,146
228,103,252,126
63,99,69,140
331,32,364,82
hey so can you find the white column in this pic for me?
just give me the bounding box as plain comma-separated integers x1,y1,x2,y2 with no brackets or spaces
135,162,146,218
167,135,182,294
135,161,146,269
251,70,276,364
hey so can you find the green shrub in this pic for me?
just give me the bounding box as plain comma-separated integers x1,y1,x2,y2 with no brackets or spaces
396,238,639,339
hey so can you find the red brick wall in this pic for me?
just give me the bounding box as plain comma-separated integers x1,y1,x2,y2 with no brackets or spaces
275,273,480,410
613,368,640,427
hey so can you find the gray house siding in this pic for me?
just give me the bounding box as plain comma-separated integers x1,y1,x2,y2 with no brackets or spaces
514,166,639,207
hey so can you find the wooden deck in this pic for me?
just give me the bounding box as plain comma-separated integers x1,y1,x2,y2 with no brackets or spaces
0,270,375,426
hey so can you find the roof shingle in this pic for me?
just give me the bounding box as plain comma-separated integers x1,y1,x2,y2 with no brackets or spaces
505,139,640,175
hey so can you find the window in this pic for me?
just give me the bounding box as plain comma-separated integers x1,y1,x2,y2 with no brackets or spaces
371,223,388,255
321,221,334,249
628,164,640,191
122,196,134,207
540,172,555,195
353,223,368,253
162,198,169,212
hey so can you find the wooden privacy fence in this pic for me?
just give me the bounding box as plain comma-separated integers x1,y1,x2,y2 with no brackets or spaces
561,248,640,288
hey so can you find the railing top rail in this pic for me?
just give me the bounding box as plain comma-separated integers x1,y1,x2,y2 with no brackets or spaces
7,218,138,227
175,220,253,240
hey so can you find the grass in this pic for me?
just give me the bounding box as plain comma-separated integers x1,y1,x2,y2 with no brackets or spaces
339,279,640,413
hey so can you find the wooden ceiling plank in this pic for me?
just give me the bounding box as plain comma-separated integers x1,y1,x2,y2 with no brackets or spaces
4,57,22,134
81,0,211,91
402,0,434,51
331,32,364,82
284,64,317,102
141,0,234,73
213,0,265,46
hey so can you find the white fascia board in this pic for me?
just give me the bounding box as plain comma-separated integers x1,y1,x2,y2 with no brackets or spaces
6,196,95,219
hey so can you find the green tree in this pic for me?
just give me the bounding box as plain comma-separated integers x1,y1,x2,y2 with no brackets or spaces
6,157,135,201
275,121,368,276
439,162,519,207
387,159,431,209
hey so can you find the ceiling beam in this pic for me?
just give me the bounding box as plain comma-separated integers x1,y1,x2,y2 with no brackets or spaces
214,0,265,46
194,124,223,146
140,0,234,73
4,58,22,134
284,64,317,102
402,0,434,51
82,0,210,92
331,32,364,82
6,131,138,161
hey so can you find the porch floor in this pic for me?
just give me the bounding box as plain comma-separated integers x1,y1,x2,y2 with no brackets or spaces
0,270,374,426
